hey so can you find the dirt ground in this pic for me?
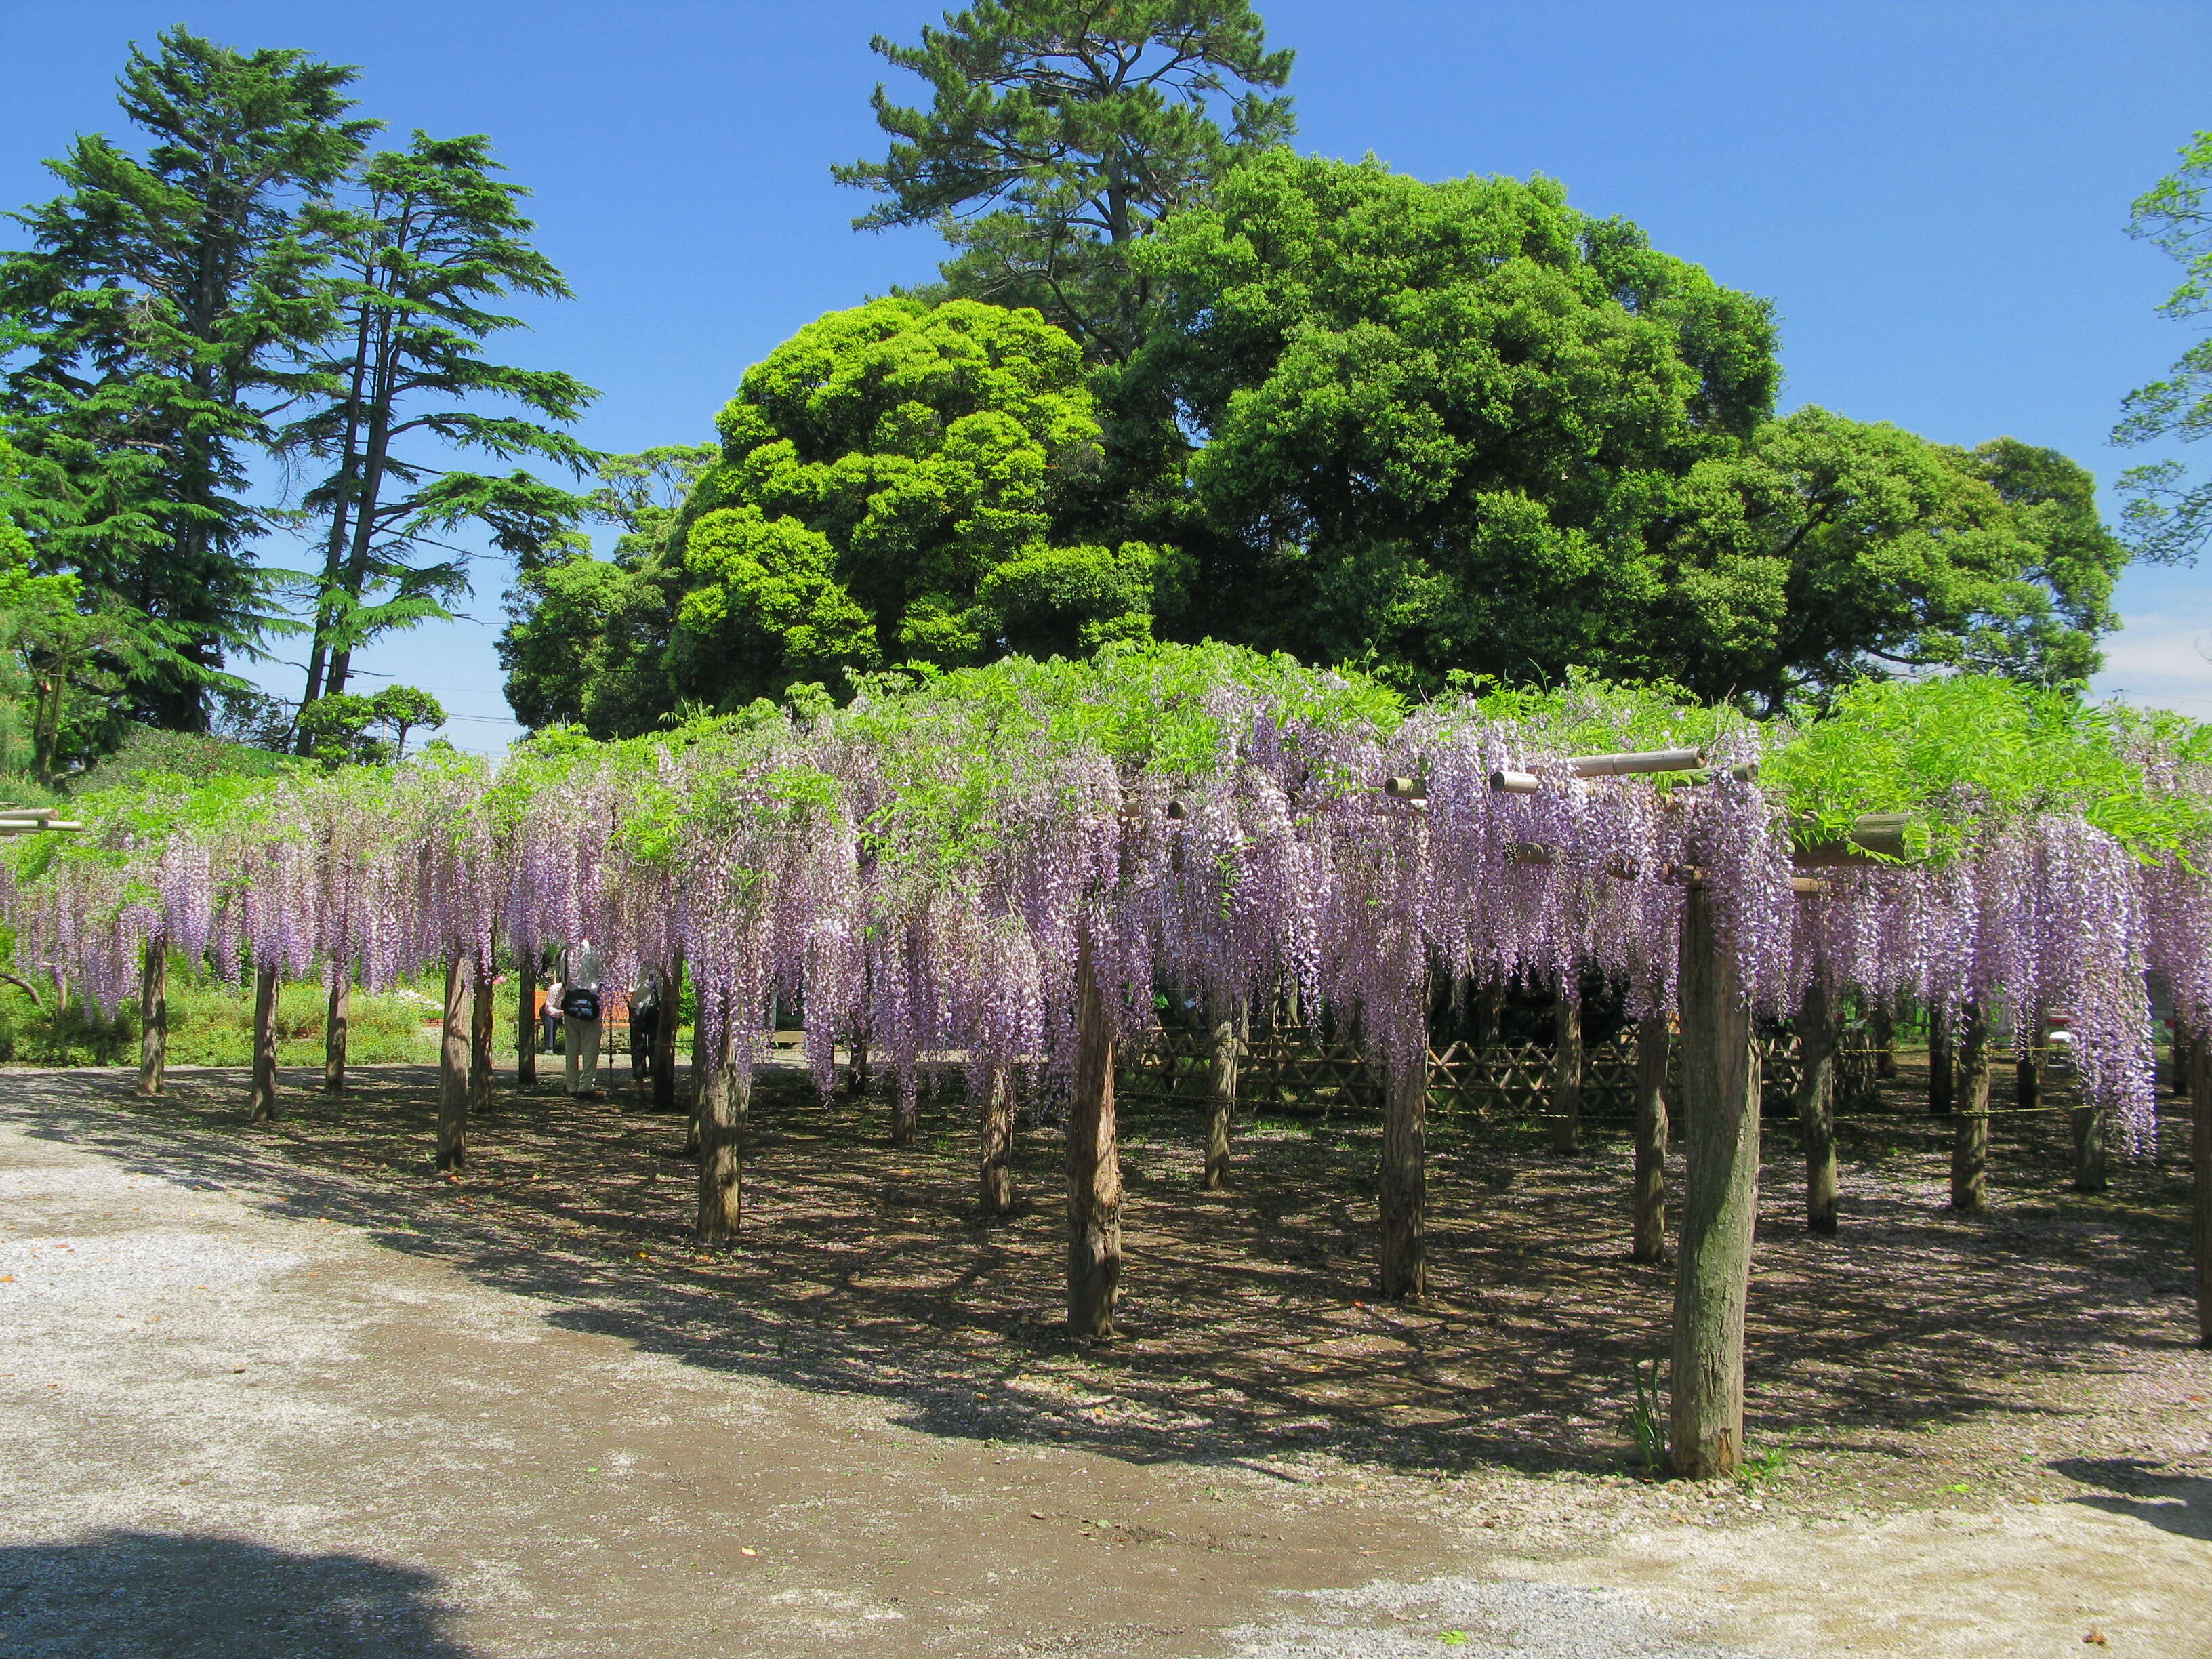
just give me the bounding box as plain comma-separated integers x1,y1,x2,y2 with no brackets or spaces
0,1052,2206,1657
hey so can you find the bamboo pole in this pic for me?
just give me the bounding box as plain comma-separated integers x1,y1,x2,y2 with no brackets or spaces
1066,930,1122,1336
249,964,280,1124
1201,994,1240,1191
1550,990,1583,1153
1951,1003,1991,1210
436,950,469,1170
979,1061,1016,1214
323,974,348,1094
696,1013,747,1243
1631,1013,1670,1263
1668,882,1762,1480
136,937,166,1099
1797,979,1839,1234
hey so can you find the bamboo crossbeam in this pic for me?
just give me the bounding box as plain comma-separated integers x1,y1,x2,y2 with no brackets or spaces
1792,813,1914,867
1490,747,1712,792
0,817,83,835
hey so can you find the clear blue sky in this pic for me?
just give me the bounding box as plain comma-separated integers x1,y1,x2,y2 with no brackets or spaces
3,1,2207,750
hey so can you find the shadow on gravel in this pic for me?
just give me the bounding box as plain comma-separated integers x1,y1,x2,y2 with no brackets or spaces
0,1059,2198,1490
2052,1458,2212,1542
0,1530,477,1658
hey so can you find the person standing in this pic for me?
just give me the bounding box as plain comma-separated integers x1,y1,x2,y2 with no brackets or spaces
628,981,660,1091
561,941,605,1099
539,975,563,1054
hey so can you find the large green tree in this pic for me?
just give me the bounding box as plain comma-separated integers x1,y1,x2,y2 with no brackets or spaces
1134,150,2120,702
283,131,597,721
835,1,1294,365
501,299,1181,733
2114,130,2212,565
0,28,375,730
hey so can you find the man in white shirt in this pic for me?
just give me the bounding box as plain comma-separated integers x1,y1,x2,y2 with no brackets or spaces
561,941,605,1099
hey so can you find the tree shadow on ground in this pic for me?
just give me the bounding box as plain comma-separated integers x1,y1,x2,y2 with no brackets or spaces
2051,1458,2212,1542
0,1055,2199,1492
0,1530,476,1658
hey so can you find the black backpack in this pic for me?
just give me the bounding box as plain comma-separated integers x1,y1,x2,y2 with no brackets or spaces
561,987,601,1022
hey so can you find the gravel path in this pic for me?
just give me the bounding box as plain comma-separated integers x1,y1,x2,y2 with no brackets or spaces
0,1069,2205,1656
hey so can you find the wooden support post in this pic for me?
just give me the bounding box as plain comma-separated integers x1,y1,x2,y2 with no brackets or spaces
1551,989,1583,1154
652,955,682,1113
323,974,349,1094
1378,976,1431,1303
1202,995,1240,1191
2071,1098,2109,1193
1951,1003,1990,1210
2189,1030,2212,1348
696,1014,747,1242
1631,1012,1671,1263
516,968,537,1089
468,958,495,1113
136,937,167,1099
1797,980,1839,1234
436,949,468,1170
979,1061,1016,1215
1066,931,1122,1336
1668,883,1762,1480
1929,1006,1954,1115
249,964,280,1124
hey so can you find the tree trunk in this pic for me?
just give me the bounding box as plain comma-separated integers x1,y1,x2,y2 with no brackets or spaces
1378,976,1431,1303
1797,979,1839,1235
1872,1000,1897,1080
136,938,167,1099
2015,1025,2043,1114
653,955,682,1113
890,1091,918,1147
468,961,495,1113
1201,996,1240,1191
1929,1006,1954,1115
1066,932,1122,1337
1550,989,1583,1153
1668,883,1763,1481
1631,1012,1670,1263
696,1017,747,1243
979,1061,1016,1215
1950,1003,1990,1211
249,964,280,1124
516,969,537,1088
2071,1099,2109,1193
323,974,348,1093
436,950,469,1171
2189,1029,2212,1348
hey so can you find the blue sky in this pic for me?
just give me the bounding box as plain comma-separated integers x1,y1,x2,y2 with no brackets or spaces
3,1,2207,750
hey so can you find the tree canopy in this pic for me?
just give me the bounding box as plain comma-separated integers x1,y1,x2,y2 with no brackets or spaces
2114,129,2212,566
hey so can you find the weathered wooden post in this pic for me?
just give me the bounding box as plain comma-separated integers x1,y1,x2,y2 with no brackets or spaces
2071,1097,2110,1193
1797,979,1839,1234
1201,993,1240,1190
696,1008,747,1243
249,963,280,1124
1378,972,1431,1302
136,937,167,1099
323,974,349,1094
515,967,537,1089
1631,1012,1670,1263
1067,929,1122,1336
979,1061,1017,1214
1929,1006,1954,1115
435,949,469,1170
1550,988,1583,1153
1668,881,1761,1479
2189,1033,2212,1348
1950,1003,1990,1210
652,956,683,1112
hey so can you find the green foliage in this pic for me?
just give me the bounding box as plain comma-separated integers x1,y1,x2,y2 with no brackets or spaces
834,1,1295,364
0,968,434,1067
1627,1356,1667,1476
68,725,301,796
504,298,1187,733
1134,151,2121,705
2113,130,2212,565
0,27,375,730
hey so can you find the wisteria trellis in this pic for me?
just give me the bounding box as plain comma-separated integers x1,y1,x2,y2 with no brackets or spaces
5,647,2200,1150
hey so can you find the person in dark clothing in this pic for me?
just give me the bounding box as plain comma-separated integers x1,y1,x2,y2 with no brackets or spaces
629,984,660,1089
